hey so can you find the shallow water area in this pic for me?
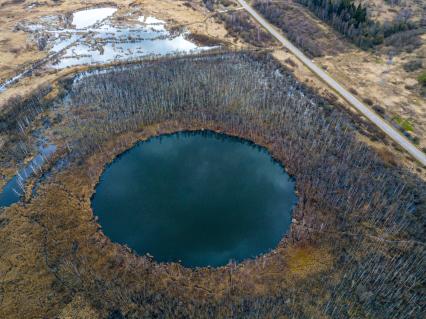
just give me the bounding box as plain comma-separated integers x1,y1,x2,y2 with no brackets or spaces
92,131,296,267
0,144,56,208
52,29,204,68
48,11,213,68
72,7,117,29
0,8,215,91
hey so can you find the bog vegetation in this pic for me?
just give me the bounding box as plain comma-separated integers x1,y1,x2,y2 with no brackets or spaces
0,52,424,318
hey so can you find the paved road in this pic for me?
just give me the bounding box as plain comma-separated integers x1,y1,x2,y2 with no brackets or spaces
236,0,426,166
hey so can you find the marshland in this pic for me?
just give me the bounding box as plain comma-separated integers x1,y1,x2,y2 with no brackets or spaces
0,51,424,318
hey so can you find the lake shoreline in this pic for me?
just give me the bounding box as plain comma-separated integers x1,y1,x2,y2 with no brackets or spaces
86,120,302,269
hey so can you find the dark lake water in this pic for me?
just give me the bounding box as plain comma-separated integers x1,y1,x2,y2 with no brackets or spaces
92,131,296,267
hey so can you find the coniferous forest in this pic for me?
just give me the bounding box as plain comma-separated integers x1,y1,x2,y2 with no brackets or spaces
255,0,419,49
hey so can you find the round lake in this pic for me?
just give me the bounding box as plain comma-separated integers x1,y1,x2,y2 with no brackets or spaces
92,131,296,267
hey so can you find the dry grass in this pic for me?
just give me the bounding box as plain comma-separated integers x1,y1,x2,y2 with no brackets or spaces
0,120,335,318
286,245,333,278
315,46,426,149
357,0,425,24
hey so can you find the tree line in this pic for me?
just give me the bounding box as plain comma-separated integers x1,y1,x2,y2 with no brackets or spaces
0,83,52,169
255,0,419,50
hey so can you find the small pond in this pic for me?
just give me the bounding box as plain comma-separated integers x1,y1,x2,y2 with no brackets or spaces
71,7,117,29
91,131,296,267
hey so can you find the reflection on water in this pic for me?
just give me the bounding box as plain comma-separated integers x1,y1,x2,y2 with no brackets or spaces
0,8,215,92
47,9,213,68
92,131,296,267
53,34,203,68
72,7,117,29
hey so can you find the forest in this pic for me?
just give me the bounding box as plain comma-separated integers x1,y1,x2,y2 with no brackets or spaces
248,0,349,57
1,51,424,318
254,0,420,50
0,83,52,169
219,10,273,47
202,0,273,47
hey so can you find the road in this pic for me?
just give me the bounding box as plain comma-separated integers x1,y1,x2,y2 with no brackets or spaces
236,0,426,166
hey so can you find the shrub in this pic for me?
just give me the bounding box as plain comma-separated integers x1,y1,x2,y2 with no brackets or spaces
403,60,422,72
349,87,358,95
393,116,414,132
363,97,374,106
417,72,426,86
219,12,273,47
373,105,385,115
